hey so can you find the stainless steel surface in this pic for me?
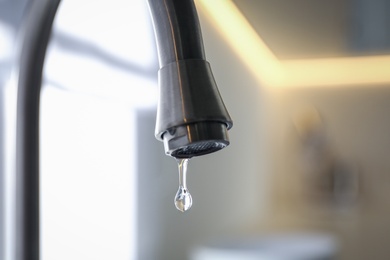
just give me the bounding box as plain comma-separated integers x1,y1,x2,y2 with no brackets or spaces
163,122,229,158
147,0,206,67
14,1,61,260
148,0,233,158
156,60,232,157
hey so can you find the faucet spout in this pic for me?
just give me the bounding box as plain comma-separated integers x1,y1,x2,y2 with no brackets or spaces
147,0,233,158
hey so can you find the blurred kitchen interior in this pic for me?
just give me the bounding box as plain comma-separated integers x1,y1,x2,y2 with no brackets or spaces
1,0,390,259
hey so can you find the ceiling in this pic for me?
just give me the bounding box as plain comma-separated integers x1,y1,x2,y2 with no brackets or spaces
197,0,390,87
232,0,390,59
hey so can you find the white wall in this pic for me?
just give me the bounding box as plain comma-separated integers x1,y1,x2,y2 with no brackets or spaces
262,86,390,259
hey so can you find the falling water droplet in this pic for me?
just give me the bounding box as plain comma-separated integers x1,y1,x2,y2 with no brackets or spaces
174,158,192,212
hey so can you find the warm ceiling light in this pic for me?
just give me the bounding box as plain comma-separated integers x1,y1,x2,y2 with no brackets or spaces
197,0,390,88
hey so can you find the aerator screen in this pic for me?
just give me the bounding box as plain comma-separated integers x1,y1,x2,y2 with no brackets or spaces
171,141,227,158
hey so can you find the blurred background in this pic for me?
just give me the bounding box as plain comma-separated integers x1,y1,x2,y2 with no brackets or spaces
1,0,390,259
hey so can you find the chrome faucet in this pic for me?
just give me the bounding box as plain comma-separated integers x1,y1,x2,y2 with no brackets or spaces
13,0,232,259
148,0,232,158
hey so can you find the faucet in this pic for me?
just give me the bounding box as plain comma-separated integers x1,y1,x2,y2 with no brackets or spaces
13,0,232,259
148,0,232,158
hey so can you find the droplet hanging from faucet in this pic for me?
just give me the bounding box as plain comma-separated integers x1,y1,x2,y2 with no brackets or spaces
174,158,192,212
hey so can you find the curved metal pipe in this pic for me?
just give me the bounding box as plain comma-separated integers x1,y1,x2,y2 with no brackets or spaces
147,0,206,67
15,0,60,260
14,1,61,260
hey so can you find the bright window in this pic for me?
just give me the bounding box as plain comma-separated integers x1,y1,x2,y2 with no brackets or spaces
40,1,157,259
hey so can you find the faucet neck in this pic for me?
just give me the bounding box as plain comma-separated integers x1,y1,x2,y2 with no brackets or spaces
147,0,206,68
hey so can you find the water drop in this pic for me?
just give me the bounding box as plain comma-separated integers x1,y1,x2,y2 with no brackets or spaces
174,158,192,212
